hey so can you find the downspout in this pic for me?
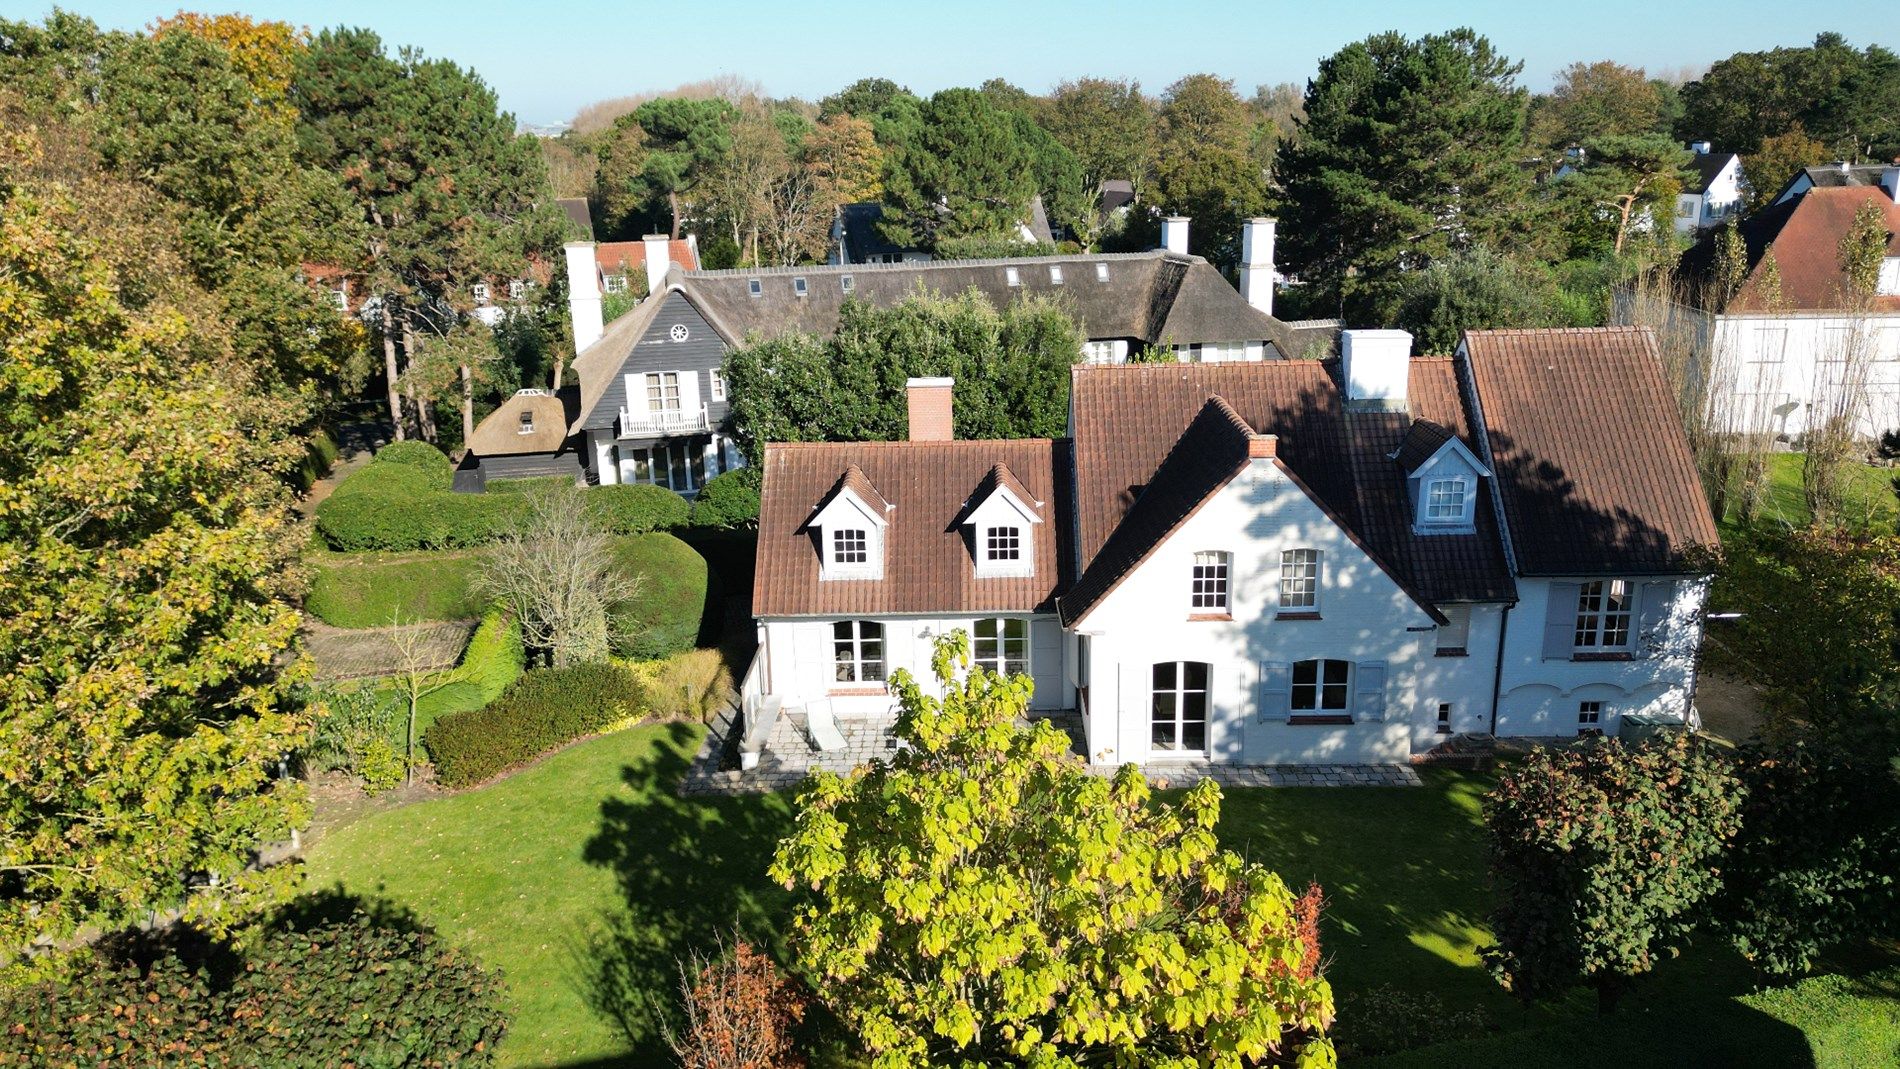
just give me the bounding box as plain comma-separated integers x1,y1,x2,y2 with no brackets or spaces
1489,602,1511,736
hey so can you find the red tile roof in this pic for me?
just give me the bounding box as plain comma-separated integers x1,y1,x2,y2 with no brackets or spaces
595,239,698,279
754,439,1072,617
1461,327,1720,574
1687,186,1900,313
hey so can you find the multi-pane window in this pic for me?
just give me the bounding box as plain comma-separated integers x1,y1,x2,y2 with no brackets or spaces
1436,703,1453,734
1578,700,1603,732
832,529,868,564
646,371,681,412
973,618,1029,676
1279,549,1319,609
833,620,885,683
841,274,854,293
1151,661,1209,753
604,274,628,294
330,286,349,311
517,410,535,434
1573,580,1633,650
709,370,727,401
1191,551,1230,610
985,526,1021,561
1291,659,1350,713
471,282,490,302
509,279,528,300
1425,478,1468,522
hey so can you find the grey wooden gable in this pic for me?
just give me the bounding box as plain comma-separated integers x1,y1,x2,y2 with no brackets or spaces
582,291,733,431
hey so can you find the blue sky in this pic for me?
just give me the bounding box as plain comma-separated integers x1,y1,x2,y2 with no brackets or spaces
40,1,1898,126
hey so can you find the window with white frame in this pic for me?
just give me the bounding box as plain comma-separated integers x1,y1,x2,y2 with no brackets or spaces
1191,551,1230,611
1436,605,1471,654
1436,702,1453,734
1005,266,1021,287
1578,700,1603,732
1049,265,1064,284
985,526,1021,562
709,369,727,402
793,276,808,297
1151,661,1208,752
471,282,490,302
832,529,868,565
646,371,681,413
1290,659,1350,714
1094,262,1109,281
1082,341,1119,365
330,285,349,311
1424,477,1468,523
973,618,1028,676
604,274,628,294
841,274,855,293
832,620,885,683
1279,549,1319,609
1573,580,1633,651
517,410,535,434
509,279,528,300
747,278,762,297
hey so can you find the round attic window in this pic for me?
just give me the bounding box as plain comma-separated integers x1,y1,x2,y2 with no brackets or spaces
669,323,689,343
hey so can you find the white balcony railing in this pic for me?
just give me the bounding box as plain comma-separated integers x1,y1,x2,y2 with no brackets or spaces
618,403,710,438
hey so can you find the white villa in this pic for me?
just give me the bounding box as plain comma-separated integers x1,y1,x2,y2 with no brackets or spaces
747,326,1720,768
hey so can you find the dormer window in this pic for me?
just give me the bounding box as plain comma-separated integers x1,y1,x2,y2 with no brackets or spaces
509,279,528,300
833,529,867,565
841,274,855,293
1095,262,1109,281
471,282,490,303
962,463,1042,578
517,410,535,435
1425,477,1469,523
1396,419,1489,534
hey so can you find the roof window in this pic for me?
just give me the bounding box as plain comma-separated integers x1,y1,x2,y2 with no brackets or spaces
747,278,762,297
1049,265,1064,285
1095,262,1109,281
841,274,855,293
1005,267,1021,287
793,276,808,297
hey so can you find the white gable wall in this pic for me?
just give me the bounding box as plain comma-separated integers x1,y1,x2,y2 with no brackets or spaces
1710,313,1900,437
1071,457,1491,766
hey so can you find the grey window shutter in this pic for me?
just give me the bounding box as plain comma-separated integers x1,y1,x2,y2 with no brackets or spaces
1543,582,1581,660
1637,580,1678,657
1354,662,1388,721
1258,661,1290,722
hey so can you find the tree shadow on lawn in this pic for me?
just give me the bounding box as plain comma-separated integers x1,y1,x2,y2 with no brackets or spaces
573,721,798,1063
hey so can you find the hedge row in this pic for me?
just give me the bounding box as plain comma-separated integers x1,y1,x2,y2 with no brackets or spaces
0,912,508,1067
424,661,645,788
314,444,691,551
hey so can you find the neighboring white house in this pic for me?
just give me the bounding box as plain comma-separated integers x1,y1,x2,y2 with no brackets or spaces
1674,142,1745,235
749,326,1720,768
1667,171,1900,437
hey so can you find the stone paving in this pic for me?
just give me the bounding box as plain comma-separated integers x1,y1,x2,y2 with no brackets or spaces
679,705,1420,796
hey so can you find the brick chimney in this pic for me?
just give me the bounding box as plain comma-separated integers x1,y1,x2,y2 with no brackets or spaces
1161,216,1190,257
563,241,603,356
906,377,954,441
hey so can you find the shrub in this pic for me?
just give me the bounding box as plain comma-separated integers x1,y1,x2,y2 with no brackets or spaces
424,661,645,787
1333,984,1492,1058
589,482,692,535
374,439,456,476
1485,734,1743,1014
0,911,508,1067
692,467,761,529
668,937,809,1069
631,648,734,723
315,443,529,551
307,687,404,791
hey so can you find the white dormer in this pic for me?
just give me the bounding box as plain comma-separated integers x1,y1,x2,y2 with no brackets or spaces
961,465,1042,578
1392,420,1490,534
807,467,891,581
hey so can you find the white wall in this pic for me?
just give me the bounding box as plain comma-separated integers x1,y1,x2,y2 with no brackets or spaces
1071,456,1463,766
1495,576,1707,737
759,614,1071,718
1711,313,1900,437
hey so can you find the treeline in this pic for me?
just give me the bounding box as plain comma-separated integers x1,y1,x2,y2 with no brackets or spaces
555,29,1898,337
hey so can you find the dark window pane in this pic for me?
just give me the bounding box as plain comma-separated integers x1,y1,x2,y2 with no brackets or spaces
1182,722,1206,751
1183,691,1207,721
1154,662,1175,690
1184,662,1209,690
1152,722,1177,748
1292,660,1316,687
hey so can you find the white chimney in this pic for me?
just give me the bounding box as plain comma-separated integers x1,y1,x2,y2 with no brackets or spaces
642,233,672,291
1341,329,1413,410
1239,217,1276,316
1690,140,1712,155
1883,159,1900,204
1161,215,1190,257
563,241,603,356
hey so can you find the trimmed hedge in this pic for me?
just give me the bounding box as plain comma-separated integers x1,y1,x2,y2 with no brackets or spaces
589,482,692,535
315,445,692,551
0,912,508,1067
424,661,644,788
692,466,761,528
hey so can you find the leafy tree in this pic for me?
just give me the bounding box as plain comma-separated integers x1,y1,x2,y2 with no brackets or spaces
1278,28,1531,320
1529,61,1667,156
1044,77,1152,193
770,633,1335,1067
723,289,1080,463
819,77,913,125
1485,735,1743,1014
629,96,738,238
0,131,308,955
150,12,304,118
1679,33,1900,159
1558,133,1695,257
804,112,883,203
879,88,1037,248
478,485,643,667
1150,73,1268,270
1743,124,1828,210
1393,247,1570,353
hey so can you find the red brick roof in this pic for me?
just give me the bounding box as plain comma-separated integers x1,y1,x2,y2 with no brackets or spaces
595,239,699,279
754,439,1072,617
1700,186,1900,313
1461,327,1720,574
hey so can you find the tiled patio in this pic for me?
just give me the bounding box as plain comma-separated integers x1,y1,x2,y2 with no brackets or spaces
679,705,1420,796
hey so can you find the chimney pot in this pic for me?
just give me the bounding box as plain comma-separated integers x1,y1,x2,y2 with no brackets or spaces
563,241,603,356
906,377,954,442
1341,329,1414,411
1161,216,1191,257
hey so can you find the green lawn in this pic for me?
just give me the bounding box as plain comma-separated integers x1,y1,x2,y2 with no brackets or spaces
307,746,1895,1068
305,533,711,649
1722,453,1896,535
304,723,792,1068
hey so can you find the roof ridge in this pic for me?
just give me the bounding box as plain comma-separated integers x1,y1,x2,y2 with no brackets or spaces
686,250,1180,279
766,437,1060,451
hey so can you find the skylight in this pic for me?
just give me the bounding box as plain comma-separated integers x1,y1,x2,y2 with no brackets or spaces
1049,265,1064,284
1005,267,1020,287
794,277,808,297
747,278,762,297
1095,262,1109,281
841,275,855,293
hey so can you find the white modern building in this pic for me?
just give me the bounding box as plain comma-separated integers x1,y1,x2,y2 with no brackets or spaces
1674,142,1745,235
